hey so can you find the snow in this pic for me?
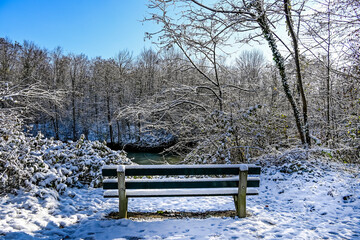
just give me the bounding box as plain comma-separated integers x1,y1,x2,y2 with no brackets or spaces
1,158,359,240
105,188,258,198
123,176,259,183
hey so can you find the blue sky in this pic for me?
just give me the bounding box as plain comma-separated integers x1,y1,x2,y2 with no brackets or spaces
0,0,157,59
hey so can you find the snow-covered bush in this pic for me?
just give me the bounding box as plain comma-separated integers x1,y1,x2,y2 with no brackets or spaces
182,105,268,164
0,111,132,196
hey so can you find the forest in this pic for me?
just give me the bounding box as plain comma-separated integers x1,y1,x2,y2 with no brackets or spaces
1,0,359,164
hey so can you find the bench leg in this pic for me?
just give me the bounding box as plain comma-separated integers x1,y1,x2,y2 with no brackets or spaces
236,166,248,218
119,197,128,218
233,195,239,213
117,166,127,218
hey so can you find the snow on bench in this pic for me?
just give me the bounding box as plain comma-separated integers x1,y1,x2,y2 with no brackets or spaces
104,188,260,197
102,164,261,218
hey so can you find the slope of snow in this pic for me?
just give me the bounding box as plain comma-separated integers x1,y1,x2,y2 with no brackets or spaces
1,157,359,240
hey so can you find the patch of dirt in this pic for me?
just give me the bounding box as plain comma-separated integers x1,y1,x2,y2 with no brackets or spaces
106,210,243,219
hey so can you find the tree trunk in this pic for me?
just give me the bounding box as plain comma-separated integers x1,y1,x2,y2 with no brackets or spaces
71,70,76,141
54,104,59,140
106,92,114,144
283,0,311,147
326,0,332,143
255,2,306,145
117,120,121,144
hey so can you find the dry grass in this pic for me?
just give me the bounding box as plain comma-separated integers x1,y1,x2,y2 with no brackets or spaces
106,210,245,220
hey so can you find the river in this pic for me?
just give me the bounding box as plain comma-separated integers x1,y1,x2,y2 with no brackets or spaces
126,152,182,165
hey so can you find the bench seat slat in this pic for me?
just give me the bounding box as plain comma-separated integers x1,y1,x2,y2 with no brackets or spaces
103,177,260,189
104,188,259,198
102,164,261,177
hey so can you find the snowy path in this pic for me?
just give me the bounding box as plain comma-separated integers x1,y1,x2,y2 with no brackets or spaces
1,160,359,240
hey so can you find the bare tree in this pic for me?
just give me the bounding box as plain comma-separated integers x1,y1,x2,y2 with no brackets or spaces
147,0,311,147
114,50,133,144
92,58,120,144
0,39,65,120
300,0,338,143
235,49,265,106
0,38,20,84
49,47,69,139
69,54,88,141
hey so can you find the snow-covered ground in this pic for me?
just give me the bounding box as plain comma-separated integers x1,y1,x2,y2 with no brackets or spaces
1,158,359,240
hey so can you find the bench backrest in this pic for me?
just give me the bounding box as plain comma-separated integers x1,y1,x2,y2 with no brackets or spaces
102,164,261,176
102,164,261,190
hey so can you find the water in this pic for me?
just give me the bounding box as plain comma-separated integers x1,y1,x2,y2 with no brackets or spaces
126,152,182,165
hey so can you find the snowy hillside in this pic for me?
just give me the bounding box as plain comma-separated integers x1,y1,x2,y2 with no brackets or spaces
1,149,359,240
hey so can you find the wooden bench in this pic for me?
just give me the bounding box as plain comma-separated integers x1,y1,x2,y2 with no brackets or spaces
102,164,261,218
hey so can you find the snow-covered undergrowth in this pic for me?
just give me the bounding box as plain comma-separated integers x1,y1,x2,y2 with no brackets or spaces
0,112,132,198
1,148,359,239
